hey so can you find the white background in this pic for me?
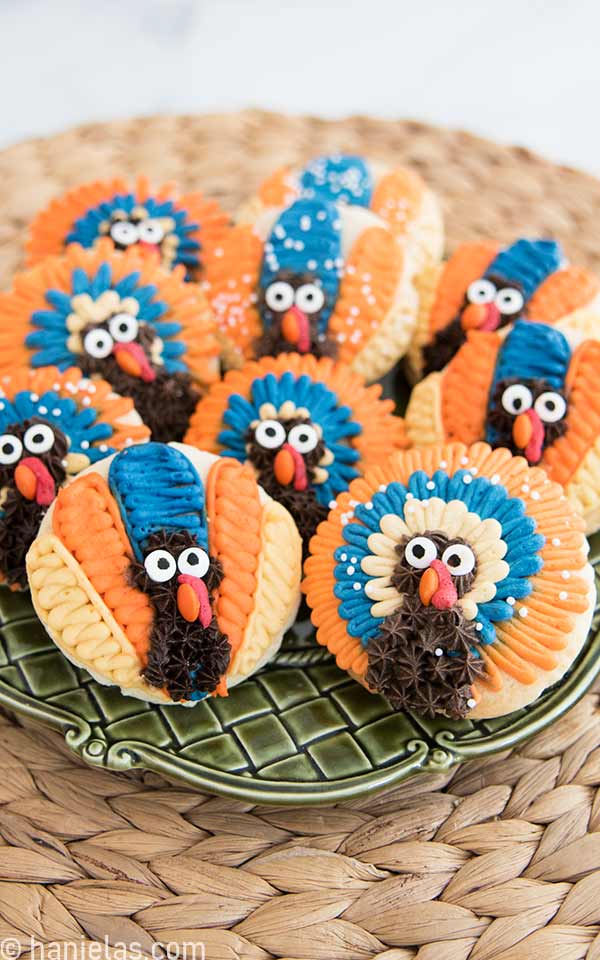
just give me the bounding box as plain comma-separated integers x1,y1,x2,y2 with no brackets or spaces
2,0,598,174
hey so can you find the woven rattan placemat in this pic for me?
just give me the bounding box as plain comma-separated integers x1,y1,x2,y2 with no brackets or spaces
1,110,600,960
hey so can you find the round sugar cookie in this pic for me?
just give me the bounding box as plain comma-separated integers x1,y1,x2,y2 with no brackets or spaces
0,241,220,441
202,193,425,381
406,321,600,534
304,442,595,720
26,175,230,280
27,441,302,705
185,353,407,554
407,237,600,381
0,366,149,589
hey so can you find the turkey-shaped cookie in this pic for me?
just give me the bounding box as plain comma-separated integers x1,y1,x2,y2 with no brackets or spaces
304,443,595,720
408,238,600,379
406,320,600,533
0,366,149,589
238,153,443,273
27,442,302,704
0,241,219,441
203,195,421,381
26,175,230,280
186,354,407,553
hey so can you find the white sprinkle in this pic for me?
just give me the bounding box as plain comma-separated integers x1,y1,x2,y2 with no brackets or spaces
552,538,561,546
294,240,304,252
460,456,469,465
87,383,96,393
340,553,347,561
52,383,61,391
0,403,4,411
439,460,447,469
470,466,478,475
507,596,516,606
475,622,483,631
559,591,568,601
519,607,528,617
38,406,48,415
82,397,91,406
52,408,61,416
562,570,571,580
349,499,359,507
406,492,413,500
378,484,387,492
317,210,327,221
99,444,108,453
463,474,472,485
300,215,311,231
80,440,90,449
274,225,286,239
353,582,362,591
435,647,443,657
531,491,540,500
521,484,530,494
30,393,39,402
324,259,334,270
426,481,435,490
351,557,358,564
307,259,318,270
347,565,355,575
491,474,500,485
467,698,476,709
283,238,293,249
329,500,338,510
365,502,373,510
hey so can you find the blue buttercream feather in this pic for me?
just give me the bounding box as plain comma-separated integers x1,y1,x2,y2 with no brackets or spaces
108,443,208,560
486,239,563,301
299,155,373,207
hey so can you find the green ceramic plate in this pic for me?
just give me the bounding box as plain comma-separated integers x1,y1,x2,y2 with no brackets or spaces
0,534,598,804
1,373,599,803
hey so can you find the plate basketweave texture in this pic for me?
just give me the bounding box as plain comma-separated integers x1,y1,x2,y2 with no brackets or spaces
2,112,600,960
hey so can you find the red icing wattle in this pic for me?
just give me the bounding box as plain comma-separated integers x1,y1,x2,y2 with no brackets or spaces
178,573,212,628
113,341,157,382
524,408,545,464
285,443,308,492
429,559,458,610
20,457,56,506
480,302,501,332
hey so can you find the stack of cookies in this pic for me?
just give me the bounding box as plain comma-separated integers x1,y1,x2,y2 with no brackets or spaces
2,156,598,721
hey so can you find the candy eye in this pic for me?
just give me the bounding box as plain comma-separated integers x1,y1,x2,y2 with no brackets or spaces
137,219,165,244
495,287,525,316
501,383,533,415
255,419,286,449
0,434,23,466
405,536,438,569
467,279,496,304
534,391,567,423
265,281,295,312
83,328,114,359
110,220,139,246
441,543,476,576
295,283,325,315
24,423,55,455
287,423,319,454
108,313,139,343
177,546,210,578
144,549,177,583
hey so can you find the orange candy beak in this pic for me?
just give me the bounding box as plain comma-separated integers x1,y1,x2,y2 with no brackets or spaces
177,581,200,622
461,302,501,332
419,559,458,610
113,342,157,382
281,305,310,353
274,446,295,486
513,412,533,449
419,566,439,606
14,462,37,501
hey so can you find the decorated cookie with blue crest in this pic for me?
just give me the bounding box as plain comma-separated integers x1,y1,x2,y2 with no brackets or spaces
26,175,230,280
305,443,595,719
408,237,600,380
406,321,600,534
186,353,407,553
27,441,302,704
0,366,149,589
202,192,425,381
238,153,443,273
0,241,220,442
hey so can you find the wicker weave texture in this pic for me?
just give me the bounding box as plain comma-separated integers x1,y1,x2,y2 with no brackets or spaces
0,111,600,959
